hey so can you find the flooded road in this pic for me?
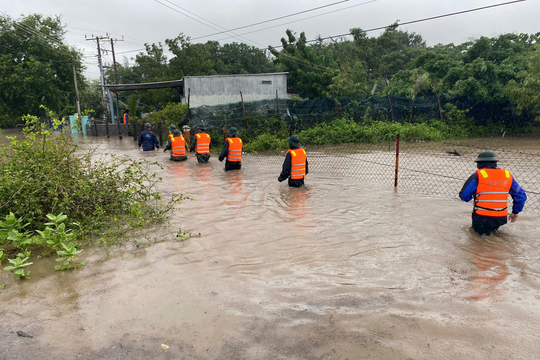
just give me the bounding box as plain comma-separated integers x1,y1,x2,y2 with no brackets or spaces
1,135,540,359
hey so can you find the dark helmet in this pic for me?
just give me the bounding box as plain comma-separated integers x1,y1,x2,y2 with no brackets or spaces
287,135,301,147
229,127,238,136
145,123,151,129
198,124,206,131
172,129,181,136
168,124,177,132
475,150,498,162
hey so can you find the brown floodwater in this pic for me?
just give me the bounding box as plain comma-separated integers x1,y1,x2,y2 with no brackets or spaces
1,132,540,359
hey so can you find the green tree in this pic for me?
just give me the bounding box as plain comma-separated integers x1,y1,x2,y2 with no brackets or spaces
0,14,84,127
505,46,540,120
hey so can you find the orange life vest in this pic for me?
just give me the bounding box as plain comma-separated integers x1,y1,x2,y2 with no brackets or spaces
474,168,512,217
288,148,306,180
123,113,129,124
195,133,210,154
169,134,186,158
226,137,242,162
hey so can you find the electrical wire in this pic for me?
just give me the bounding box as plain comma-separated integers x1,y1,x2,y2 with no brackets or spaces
302,0,528,45
214,0,377,43
190,0,353,41
153,0,261,47
158,0,264,47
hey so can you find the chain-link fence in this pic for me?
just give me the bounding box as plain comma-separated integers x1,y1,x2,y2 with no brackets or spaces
246,137,540,214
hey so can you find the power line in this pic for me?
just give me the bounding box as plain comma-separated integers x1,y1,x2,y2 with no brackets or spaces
214,0,377,43
153,0,261,47
83,0,529,79
303,0,528,45
191,0,353,41
159,0,264,47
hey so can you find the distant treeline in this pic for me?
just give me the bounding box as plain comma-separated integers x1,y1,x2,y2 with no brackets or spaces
1,15,539,131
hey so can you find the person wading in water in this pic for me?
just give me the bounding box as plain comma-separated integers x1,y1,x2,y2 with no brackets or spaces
278,135,308,188
219,127,242,171
459,150,527,235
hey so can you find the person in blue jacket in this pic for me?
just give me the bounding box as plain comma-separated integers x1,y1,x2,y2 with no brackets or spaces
138,123,160,151
459,150,526,235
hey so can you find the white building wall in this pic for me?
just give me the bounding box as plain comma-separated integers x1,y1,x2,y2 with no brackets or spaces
183,73,288,108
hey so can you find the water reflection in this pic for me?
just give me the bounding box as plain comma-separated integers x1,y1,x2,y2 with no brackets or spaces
224,170,248,209
279,186,311,219
467,232,511,302
191,161,214,183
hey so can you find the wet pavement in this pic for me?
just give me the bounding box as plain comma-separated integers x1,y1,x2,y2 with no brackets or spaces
1,135,540,359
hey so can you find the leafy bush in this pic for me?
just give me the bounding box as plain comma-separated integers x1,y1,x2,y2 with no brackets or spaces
243,134,288,152
0,108,184,241
295,117,462,145
146,102,189,129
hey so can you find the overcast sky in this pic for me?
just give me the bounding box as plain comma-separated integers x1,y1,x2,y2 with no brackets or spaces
3,0,539,79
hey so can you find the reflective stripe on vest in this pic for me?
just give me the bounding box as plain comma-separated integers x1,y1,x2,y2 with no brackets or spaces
227,137,242,162
288,148,306,180
170,134,186,157
474,168,512,217
195,133,210,154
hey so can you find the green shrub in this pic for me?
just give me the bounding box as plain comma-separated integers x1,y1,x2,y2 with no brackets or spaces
0,109,183,241
243,134,288,152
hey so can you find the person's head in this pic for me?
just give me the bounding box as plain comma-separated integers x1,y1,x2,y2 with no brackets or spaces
173,129,181,136
198,124,206,132
168,124,177,133
287,135,301,149
124,109,129,114
229,127,238,136
145,123,151,130
475,150,498,169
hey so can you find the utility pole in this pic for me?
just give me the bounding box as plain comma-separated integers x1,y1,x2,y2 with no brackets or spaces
110,37,124,139
71,57,81,119
86,34,112,136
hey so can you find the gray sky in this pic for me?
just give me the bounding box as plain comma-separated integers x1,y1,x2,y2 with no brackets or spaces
3,0,539,79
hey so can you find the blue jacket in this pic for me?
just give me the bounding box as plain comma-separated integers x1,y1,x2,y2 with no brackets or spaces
459,169,527,214
138,130,160,151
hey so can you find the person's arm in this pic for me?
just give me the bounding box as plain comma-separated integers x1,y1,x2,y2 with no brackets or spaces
138,131,143,147
153,133,160,149
164,138,172,152
305,157,309,175
219,141,229,162
190,136,197,152
278,152,291,182
508,178,527,222
459,173,478,202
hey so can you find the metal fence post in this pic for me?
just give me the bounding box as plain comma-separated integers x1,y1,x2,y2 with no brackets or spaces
394,134,400,187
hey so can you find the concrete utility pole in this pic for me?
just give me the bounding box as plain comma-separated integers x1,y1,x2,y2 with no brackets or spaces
71,57,81,119
86,34,112,135
110,37,124,139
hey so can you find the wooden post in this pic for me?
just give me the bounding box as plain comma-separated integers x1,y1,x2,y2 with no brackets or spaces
276,90,280,120
437,94,443,121
187,88,190,124
394,134,400,188
240,91,246,117
387,93,395,123
222,124,226,144
240,91,249,129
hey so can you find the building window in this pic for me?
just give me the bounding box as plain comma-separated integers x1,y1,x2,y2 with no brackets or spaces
261,80,272,85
